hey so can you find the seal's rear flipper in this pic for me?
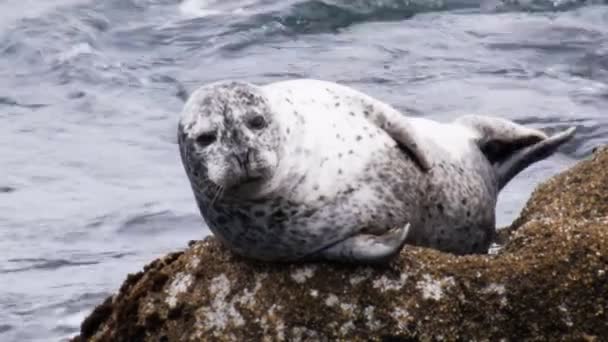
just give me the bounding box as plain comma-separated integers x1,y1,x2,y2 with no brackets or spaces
314,224,410,264
454,115,576,189
496,127,576,189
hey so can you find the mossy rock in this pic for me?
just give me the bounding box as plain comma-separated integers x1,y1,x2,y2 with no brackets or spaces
72,147,608,342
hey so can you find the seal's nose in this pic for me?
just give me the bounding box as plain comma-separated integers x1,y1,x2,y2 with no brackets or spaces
232,153,245,170
245,148,253,165
232,149,253,176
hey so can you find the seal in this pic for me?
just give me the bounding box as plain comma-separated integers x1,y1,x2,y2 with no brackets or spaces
177,78,576,263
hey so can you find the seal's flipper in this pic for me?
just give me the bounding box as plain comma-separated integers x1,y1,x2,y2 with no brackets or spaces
496,127,576,189
316,224,410,264
384,119,433,172
364,105,432,172
455,115,576,190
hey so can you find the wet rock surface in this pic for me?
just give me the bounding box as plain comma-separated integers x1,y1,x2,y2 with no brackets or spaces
72,147,608,342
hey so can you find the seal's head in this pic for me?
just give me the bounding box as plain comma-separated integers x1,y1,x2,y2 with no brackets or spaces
177,81,281,199
455,115,576,190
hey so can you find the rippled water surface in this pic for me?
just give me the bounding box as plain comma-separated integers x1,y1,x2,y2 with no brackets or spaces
1,0,607,340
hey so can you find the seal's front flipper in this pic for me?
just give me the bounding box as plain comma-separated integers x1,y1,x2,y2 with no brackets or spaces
384,119,433,172
317,224,410,264
362,102,432,172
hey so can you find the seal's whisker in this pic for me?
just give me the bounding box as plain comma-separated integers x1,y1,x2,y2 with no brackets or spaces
210,185,224,206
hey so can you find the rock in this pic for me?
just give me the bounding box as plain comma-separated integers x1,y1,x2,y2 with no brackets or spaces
72,147,608,342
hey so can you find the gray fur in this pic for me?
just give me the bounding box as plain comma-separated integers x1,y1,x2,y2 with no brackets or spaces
177,79,576,263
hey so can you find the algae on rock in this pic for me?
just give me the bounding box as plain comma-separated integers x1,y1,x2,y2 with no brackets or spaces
72,147,608,341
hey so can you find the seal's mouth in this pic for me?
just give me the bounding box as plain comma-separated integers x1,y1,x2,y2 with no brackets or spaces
227,175,265,192
241,176,264,185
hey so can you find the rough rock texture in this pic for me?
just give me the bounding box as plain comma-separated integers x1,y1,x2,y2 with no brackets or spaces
73,147,608,342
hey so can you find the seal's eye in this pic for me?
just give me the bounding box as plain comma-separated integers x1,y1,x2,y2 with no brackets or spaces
195,132,217,147
248,115,267,130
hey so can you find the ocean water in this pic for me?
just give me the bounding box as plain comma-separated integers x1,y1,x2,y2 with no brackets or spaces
1,0,606,340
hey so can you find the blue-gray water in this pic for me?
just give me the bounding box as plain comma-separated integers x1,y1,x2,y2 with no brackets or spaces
1,1,606,341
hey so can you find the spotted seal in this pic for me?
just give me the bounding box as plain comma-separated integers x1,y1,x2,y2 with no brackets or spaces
177,78,575,263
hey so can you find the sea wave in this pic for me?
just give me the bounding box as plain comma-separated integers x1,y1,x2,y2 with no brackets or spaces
183,0,608,34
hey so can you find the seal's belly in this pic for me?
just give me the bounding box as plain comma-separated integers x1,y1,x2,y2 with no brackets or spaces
285,105,405,203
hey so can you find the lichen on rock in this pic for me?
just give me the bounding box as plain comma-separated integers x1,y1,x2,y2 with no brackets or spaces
72,147,608,341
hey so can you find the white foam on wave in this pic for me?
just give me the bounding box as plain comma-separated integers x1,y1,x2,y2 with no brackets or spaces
57,42,95,63
179,0,223,17
178,0,261,18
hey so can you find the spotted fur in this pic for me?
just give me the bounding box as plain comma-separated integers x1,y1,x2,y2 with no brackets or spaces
177,78,576,262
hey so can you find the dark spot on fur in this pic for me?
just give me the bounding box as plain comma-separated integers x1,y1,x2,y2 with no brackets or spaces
286,128,290,134
356,135,362,141
235,212,249,222
349,150,354,154
318,196,326,201
467,211,471,217
313,185,320,191
338,153,343,158
335,102,340,107
217,215,228,225
295,175,307,187
302,208,316,218
343,187,355,195
271,209,288,222
338,169,343,175
244,235,258,244
461,198,467,205
349,111,355,116
253,210,265,218
437,203,444,213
